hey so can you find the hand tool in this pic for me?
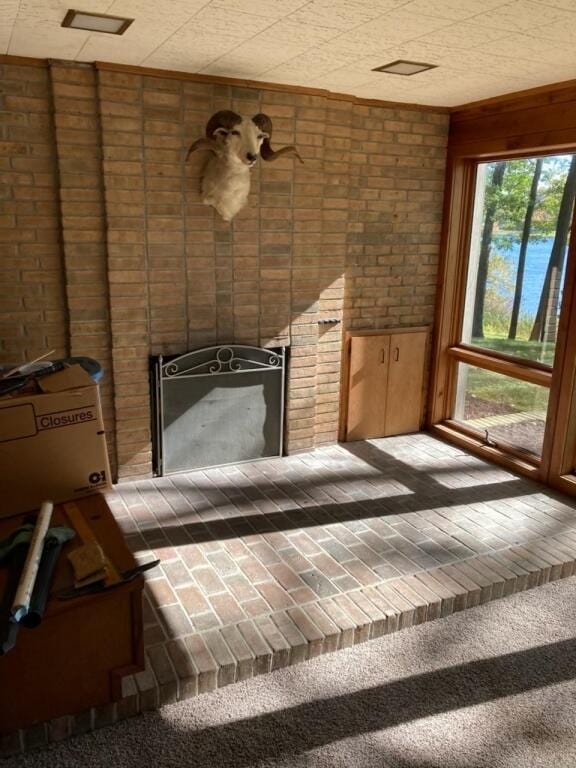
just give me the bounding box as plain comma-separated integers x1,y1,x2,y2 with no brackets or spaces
55,559,159,599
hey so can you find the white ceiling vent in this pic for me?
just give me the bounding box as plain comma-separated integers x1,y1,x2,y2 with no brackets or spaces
372,60,437,76
61,9,134,35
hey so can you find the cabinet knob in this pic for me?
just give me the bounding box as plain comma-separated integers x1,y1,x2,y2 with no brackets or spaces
394,347,400,362
380,349,385,364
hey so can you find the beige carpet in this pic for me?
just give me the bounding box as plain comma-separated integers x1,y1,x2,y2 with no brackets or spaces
8,578,576,768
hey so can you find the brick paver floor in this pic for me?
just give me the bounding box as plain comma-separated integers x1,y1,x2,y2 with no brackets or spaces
7,433,576,754
109,434,576,707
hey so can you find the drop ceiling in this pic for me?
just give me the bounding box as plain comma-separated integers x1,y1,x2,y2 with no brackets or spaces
2,0,576,107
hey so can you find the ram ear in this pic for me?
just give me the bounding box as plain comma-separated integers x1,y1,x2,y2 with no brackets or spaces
186,137,218,160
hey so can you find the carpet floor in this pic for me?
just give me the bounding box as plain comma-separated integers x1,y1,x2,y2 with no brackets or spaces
8,577,576,768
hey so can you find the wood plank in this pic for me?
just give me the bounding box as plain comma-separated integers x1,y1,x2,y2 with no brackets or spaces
452,101,576,147
386,332,427,435
452,79,576,122
346,335,390,441
449,129,576,159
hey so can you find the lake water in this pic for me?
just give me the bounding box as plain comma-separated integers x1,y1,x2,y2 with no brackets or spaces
492,235,568,317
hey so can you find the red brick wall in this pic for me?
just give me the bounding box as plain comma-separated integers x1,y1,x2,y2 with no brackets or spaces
1,58,449,480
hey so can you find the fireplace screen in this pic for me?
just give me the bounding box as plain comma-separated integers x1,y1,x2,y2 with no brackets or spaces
152,345,285,475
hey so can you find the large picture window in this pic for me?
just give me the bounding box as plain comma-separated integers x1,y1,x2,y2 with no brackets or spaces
431,89,576,496
449,153,576,460
461,155,575,367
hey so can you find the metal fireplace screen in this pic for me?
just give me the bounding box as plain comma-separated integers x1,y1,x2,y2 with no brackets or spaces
152,345,285,475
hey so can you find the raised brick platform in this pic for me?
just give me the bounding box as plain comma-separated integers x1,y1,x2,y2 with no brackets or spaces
4,433,576,756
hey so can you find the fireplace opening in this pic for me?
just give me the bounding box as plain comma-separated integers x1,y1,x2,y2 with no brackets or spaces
151,345,286,475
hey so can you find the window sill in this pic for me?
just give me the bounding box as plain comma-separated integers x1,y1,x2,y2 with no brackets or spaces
429,421,542,480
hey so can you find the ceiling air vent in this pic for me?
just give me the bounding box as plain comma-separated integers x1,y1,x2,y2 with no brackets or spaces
372,60,436,76
61,9,134,35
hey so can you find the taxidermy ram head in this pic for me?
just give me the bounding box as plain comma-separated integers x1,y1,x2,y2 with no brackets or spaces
186,111,303,221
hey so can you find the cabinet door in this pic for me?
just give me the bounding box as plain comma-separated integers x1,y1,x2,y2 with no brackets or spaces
385,332,427,436
346,335,390,440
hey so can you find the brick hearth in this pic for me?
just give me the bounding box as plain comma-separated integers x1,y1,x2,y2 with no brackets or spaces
5,433,576,755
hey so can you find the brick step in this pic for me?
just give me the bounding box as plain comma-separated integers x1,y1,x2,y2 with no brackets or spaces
5,531,576,757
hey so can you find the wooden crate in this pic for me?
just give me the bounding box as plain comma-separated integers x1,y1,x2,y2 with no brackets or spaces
0,494,144,734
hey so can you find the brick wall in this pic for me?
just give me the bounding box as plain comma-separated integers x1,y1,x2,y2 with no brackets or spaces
0,61,67,365
0,57,449,480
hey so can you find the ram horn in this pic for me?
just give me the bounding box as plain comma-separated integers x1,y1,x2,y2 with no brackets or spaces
206,110,242,137
186,110,243,160
252,113,304,164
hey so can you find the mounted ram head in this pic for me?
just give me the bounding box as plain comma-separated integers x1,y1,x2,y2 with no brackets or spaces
186,111,303,221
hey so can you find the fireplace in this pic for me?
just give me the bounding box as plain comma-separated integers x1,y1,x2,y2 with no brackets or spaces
151,345,286,475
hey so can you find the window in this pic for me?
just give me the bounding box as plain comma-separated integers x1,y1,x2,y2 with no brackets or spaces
444,152,576,464
431,90,576,494
462,155,575,366
453,364,549,457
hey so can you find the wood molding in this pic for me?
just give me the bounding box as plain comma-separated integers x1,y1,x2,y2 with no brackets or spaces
0,53,47,67
546,202,576,481
1,53,450,112
453,77,576,118
450,81,576,158
94,60,450,113
427,157,477,425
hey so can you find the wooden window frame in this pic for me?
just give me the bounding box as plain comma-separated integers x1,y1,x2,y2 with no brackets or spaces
429,83,576,495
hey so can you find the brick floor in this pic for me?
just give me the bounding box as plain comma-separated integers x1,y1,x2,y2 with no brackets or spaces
6,433,576,755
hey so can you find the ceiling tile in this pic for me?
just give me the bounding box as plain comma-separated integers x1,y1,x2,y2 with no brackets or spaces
288,0,409,30
356,8,454,44
531,0,576,9
251,18,341,48
2,0,576,108
184,6,275,39
538,17,576,44
468,0,575,32
200,42,306,77
401,0,508,21
416,22,512,49
209,0,309,20
0,1,19,51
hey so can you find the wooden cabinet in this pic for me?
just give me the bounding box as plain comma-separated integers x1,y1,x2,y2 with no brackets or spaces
343,328,428,441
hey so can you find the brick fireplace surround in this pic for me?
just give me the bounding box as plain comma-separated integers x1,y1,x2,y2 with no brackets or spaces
0,58,449,479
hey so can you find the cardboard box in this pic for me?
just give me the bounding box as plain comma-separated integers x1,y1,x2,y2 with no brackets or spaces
0,365,112,517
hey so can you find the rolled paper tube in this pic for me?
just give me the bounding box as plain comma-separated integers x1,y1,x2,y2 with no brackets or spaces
21,527,75,629
10,501,53,623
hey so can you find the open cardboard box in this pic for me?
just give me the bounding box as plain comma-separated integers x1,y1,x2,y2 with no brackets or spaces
0,365,112,518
